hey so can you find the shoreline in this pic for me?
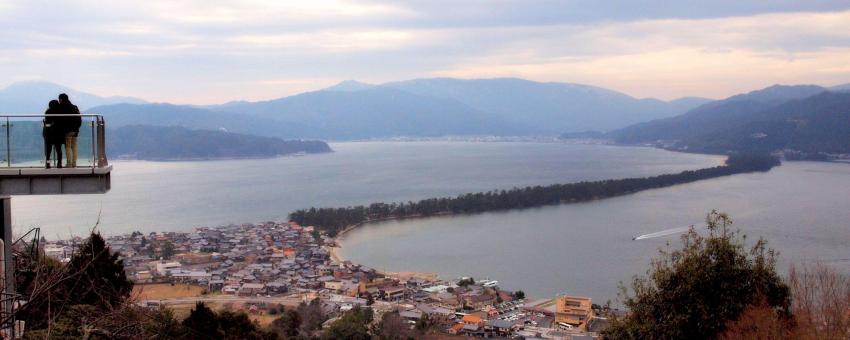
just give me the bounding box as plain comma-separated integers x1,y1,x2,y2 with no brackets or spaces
328,221,440,282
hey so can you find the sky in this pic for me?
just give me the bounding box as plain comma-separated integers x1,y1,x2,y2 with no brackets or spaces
2,0,850,104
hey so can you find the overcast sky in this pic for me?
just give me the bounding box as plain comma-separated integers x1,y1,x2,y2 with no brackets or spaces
2,0,850,104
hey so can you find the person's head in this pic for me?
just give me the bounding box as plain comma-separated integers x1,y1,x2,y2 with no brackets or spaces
49,100,59,109
58,93,70,103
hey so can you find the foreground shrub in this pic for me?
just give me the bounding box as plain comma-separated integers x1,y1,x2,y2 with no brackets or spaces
603,211,790,339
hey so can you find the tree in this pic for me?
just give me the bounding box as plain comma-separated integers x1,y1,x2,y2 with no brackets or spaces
415,313,431,332
272,309,302,338
162,240,176,260
513,290,525,300
145,307,187,339
217,310,279,339
297,298,326,334
322,305,373,340
63,232,134,308
374,311,406,340
13,233,134,332
183,302,222,339
603,211,790,340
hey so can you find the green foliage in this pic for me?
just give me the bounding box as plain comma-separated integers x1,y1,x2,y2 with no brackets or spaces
322,305,373,340
217,310,279,340
145,308,187,340
374,311,407,340
295,298,326,334
415,313,431,332
16,233,133,332
513,290,525,300
271,309,302,338
183,302,222,339
290,156,780,236
602,211,790,340
182,302,278,340
458,277,475,287
161,240,176,260
64,232,134,308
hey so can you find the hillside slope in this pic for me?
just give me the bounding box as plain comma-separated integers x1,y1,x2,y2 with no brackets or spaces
109,125,331,160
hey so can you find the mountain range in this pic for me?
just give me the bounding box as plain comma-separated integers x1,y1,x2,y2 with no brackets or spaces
207,78,713,138
0,81,147,113
2,79,714,140
606,84,850,158
4,79,849,157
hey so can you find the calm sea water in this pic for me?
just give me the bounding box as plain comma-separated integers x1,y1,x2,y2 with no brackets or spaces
13,141,723,238
339,160,850,302
19,141,844,303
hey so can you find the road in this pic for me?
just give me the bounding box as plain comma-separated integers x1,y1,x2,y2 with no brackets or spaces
142,294,308,307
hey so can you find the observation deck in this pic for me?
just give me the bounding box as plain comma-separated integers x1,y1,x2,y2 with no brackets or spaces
0,114,111,195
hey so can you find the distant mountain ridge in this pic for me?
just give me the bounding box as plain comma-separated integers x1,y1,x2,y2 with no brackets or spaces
607,85,850,159
610,85,831,144
7,78,850,143
0,81,147,113
109,125,331,160
206,85,530,139
3,78,711,139
381,77,713,133
94,103,325,139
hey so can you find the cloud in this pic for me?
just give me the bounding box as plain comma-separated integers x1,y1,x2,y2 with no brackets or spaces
0,1,849,103
424,10,850,99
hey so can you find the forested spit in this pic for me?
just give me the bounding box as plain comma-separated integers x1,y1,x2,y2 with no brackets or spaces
290,154,780,236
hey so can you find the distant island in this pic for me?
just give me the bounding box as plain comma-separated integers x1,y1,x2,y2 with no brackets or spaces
289,154,779,236
109,125,332,161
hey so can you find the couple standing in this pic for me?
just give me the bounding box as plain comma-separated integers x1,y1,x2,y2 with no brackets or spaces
43,93,82,168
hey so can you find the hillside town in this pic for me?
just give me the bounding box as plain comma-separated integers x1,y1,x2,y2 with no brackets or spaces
42,221,611,339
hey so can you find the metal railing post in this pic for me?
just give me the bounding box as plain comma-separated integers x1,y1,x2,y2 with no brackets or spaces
5,118,10,168
97,116,108,167
90,119,96,167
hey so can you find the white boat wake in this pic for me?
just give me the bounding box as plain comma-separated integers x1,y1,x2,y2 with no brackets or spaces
633,225,701,240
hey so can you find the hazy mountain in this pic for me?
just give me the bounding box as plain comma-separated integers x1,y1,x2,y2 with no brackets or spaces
609,85,850,158
677,92,850,156
109,125,331,160
668,96,715,113
382,77,712,133
91,103,325,139
831,83,850,92
324,80,375,92
209,86,530,139
610,84,830,144
0,81,146,113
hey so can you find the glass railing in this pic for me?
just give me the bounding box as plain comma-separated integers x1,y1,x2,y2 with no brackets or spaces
0,115,108,169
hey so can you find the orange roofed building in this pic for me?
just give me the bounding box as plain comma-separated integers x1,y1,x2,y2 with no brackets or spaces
461,314,483,326
555,295,593,330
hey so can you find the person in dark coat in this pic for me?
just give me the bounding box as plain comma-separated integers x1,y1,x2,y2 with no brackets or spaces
58,93,82,167
43,100,65,168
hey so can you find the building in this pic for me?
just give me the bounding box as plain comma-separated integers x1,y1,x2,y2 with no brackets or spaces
555,295,593,330
239,283,266,296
